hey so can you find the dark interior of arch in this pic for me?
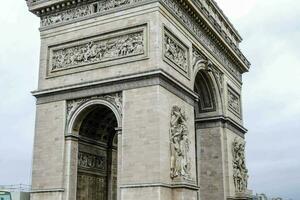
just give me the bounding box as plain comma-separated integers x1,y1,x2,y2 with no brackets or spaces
194,71,216,114
77,105,118,200
79,105,118,146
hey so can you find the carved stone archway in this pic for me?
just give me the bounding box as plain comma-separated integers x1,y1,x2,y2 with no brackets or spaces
64,96,122,200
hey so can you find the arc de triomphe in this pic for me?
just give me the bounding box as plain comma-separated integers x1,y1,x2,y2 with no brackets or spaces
26,0,251,200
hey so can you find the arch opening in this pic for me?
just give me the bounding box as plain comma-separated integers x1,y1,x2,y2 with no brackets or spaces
194,70,217,115
76,104,118,200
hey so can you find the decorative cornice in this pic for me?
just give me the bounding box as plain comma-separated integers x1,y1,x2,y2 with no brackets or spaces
190,0,249,65
160,0,249,73
195,0,242,43
26,0,250,76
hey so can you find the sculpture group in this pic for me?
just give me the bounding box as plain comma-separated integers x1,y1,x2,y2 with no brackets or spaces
170,106,191,180
52,32,144,70
232,138,249,193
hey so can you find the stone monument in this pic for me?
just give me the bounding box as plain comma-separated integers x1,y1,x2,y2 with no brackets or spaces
26,0,251,199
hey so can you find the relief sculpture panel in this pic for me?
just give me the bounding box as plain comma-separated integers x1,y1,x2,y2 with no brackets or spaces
227,87,241,116
163,28,189,78
232,138,249,193
41,0,146,27
78,151,106,172
48,25,147,76
170,105,191,180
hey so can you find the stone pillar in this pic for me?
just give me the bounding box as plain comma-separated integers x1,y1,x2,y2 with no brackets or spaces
63,135,79,200
119,86,198,200
115,127,123,200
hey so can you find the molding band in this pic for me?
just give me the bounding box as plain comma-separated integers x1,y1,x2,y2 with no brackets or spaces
33,69,198,106
30,188,65,193
120,182,199,191
195,115,247,136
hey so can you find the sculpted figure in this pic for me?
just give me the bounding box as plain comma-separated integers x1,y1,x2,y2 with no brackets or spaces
164,34,188,71
232,138,248,193
51,32,144,70
170,106,191,179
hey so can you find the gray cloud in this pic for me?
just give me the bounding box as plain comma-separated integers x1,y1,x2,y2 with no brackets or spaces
215,0,300,199
0,1,39,185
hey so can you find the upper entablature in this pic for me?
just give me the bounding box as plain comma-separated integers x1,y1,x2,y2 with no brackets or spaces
26,0,250,73
193,0,242,46
26,0,241,46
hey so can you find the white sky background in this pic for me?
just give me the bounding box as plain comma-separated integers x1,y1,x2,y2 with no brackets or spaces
0,0,299,199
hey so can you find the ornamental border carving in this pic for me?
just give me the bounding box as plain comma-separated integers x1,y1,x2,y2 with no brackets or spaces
66,92,123,126
47,24,148,77
40,0,148,27
227,85,241,117
192,46,224,94
163,27,190,79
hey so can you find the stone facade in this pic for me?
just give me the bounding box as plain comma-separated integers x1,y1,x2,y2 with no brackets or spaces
26,0,251,200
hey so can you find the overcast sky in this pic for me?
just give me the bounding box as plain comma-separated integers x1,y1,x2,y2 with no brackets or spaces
0,0,299,199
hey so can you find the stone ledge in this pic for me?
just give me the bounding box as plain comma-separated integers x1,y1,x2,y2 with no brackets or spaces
195,115,248,136
32,69,198,106
120,182,199,190
30,188,65,193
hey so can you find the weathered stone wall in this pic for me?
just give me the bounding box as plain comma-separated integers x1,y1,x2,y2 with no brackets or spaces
196,126,225,200
120,85,197,199
31,101,66,199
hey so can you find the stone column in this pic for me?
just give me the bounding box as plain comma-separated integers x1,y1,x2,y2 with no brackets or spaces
115,127,122,200
63,135,79,200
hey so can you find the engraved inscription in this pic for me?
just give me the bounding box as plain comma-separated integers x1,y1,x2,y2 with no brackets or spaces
51,31,144,71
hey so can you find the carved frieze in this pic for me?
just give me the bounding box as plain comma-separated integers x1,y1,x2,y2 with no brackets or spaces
227,87,241,116
67,92,123,124
163,29,189,77
38,0,246,81
170,105,191,180
78,151,106,171
49,27,145,74
41,0,145,27
232,138,248,193
41,4,93,27
33,0,249,80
